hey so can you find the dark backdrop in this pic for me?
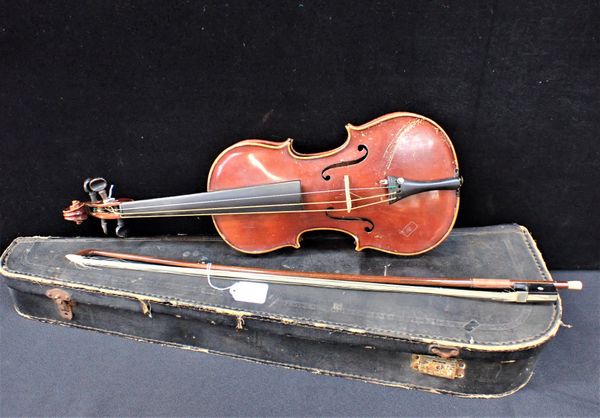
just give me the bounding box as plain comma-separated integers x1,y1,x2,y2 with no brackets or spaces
1,1,599,268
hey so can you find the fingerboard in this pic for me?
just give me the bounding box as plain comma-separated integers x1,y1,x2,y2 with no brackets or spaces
119,181,303,217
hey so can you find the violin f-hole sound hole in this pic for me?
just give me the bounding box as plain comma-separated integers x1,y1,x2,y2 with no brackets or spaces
326,207,374,232
321,145,368,181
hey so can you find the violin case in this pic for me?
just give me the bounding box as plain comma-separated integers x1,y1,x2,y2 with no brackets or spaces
0,224,562,397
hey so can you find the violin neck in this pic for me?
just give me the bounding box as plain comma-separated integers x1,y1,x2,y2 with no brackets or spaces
119,181,303,218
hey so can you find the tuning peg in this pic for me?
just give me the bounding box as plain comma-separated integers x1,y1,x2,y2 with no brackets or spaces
83,178,99,202
83,177,113,235
115,219,128,238
87,177,110,202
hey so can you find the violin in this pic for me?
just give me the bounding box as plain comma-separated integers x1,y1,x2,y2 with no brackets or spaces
63,112,462,255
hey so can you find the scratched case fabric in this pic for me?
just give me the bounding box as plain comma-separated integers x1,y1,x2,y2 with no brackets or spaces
0,225,561,397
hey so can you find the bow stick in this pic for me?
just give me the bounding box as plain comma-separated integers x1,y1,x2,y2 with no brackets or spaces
66,249,582,303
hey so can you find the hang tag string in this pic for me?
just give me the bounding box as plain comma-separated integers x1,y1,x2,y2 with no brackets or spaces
204,262,233,291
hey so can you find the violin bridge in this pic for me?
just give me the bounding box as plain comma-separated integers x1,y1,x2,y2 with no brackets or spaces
343,175,352,213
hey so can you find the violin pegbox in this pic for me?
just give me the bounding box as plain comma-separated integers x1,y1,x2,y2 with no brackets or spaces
62,176,130,238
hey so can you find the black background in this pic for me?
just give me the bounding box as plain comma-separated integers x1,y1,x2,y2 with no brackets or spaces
1,1,599,268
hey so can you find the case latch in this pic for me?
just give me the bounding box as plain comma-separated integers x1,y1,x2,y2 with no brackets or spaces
45,288,74,320
429,345,460,359
411,354,466,379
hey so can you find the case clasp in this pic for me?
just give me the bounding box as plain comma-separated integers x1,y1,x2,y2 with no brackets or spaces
429,345,460,359
45,288,74,320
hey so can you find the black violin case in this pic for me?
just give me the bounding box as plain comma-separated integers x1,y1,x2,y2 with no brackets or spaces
0,224,562,397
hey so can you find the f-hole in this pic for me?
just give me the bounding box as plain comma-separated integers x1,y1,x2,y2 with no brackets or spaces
326,207,374,232
321,145,368,181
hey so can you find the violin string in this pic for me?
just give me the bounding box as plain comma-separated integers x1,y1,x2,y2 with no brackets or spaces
108,191,392,217
112,185,387,212
120,195,395,218
111,194,396,218
108,193,393,218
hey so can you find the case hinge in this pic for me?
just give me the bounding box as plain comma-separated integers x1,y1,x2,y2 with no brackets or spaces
45,288,74,320
411,354,466,379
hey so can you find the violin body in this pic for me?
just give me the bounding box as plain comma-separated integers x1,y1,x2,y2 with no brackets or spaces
208,112,459,254
64,112,461,255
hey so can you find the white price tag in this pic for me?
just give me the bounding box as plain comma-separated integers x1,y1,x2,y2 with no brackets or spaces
229,282,269,304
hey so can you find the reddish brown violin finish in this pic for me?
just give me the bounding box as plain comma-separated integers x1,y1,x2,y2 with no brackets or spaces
63,112,460,255
208,112,459,255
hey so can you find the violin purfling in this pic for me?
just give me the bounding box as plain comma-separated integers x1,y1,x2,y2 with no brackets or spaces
63,112,462,255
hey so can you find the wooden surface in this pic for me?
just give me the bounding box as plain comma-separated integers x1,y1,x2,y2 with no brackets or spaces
209,112,459,254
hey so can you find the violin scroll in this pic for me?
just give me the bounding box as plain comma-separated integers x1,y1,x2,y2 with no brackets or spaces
63,200,89,224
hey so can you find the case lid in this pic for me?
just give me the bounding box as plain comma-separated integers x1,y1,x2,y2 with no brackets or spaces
1,225,561,350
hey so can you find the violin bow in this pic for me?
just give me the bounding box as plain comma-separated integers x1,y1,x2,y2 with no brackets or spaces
66,249,582,303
